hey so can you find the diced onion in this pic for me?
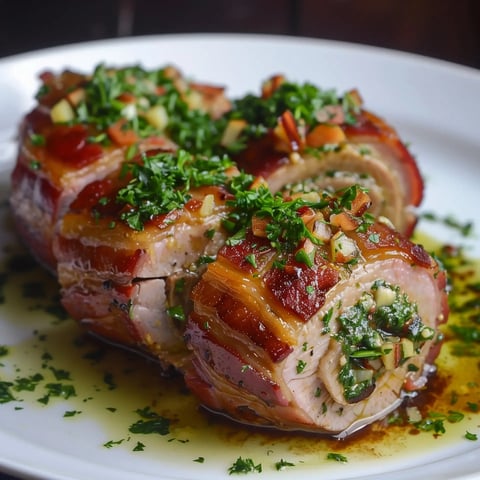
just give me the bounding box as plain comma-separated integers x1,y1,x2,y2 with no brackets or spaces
330,231,358,263
145,105,169,130
199,194,215,217
50,99,75,123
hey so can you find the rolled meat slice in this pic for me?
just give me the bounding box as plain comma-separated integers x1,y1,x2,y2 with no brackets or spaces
10,64,230,272
223,75,423,236
185,186,448,435
54,149,238,370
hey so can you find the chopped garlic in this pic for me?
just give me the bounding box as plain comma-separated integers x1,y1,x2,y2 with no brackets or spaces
200,194,215,217
121,103,137,120
220,119,247,147
374,285,396,307
145,105,169,130
50,99,75,123
331,231,358,263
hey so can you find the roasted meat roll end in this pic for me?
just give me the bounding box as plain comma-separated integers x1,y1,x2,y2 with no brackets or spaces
10,64,230,272
223,75,423,236
185,186,448,435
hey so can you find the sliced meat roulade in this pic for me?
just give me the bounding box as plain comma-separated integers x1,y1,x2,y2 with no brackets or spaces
185,185,448,435
10,64,230,272
221,75,423,236
54,149,239,370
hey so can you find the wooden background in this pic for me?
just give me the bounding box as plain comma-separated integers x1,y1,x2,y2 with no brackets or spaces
0,0,479,68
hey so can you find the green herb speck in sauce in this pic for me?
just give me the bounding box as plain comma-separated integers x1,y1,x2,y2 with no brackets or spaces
228,456,262,475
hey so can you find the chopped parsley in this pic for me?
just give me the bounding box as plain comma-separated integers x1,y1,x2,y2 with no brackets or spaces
229,81,359,146
225,180,330,254
63,410,82,417
167,305,186,323
420,211,474,237
326,452,348,463
116,150,233,230
37,383,77,405
103,438,125,449
465,431,478,441
0,381,15,403
228,457,262,475
275,459,295,470
296,360,307,374
128,406,171,435
67,63,227,155
412,411,465,435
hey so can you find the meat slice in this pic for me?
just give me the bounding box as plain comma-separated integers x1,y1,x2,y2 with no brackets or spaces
223,76,423,236
185,186,448,435
10,65,230,272
54,149,238,370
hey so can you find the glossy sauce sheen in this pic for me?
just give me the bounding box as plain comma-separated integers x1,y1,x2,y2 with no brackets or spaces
0,234,479,475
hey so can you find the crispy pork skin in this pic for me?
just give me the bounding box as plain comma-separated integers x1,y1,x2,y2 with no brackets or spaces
225,76,423,236
185,188,447,435
10,65,230,272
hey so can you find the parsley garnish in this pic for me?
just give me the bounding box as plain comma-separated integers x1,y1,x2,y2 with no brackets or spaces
133,441,146,451
63,410,82,417
0,381,15,403
116,150,233,230
71,63,227,155
225,182,329,254
465,431,478,441
37,383,76,405
420,211,474,237
326,452,348,463
166,305,186,323
228,457,262,475
275,459,295,470
103,438,124,449
296,359,307,374
412,411,465,435
128,406,170,435
230,81,358,145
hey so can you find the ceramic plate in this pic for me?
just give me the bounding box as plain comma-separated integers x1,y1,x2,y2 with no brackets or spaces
0,34,479,480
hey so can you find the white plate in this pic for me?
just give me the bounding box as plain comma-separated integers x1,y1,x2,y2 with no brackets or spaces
0,34,479,480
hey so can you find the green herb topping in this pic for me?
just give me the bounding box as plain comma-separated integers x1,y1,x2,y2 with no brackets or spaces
53,63,227,155
116,150,233,230
228,456,262,475
229,81,360,145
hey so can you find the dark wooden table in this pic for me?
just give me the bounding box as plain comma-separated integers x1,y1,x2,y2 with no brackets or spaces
0,0,479,68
